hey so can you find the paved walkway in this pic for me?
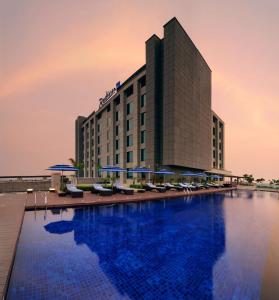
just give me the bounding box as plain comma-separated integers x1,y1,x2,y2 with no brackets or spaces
0,187,235,299
0,193,26,300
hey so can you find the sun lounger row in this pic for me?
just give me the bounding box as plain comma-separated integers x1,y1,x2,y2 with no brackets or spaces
65,181,225,198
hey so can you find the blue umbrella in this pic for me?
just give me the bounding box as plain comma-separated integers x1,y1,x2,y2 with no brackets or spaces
99,166,126,184
47,164,79,172
196,172,207,177
127,167,153,173
154,169,175,175
47,164,79,190
181,171,201,177
211,175,223,180
127,167,153,184
99,166,126,172
154,169,175,184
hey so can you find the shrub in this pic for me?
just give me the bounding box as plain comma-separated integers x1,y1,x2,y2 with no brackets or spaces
76,184,92,191
130,184,143,189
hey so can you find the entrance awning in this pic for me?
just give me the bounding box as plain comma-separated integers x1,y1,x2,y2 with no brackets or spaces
206,168,243,178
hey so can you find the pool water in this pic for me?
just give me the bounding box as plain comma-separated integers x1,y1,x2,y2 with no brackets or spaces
7,191,279,299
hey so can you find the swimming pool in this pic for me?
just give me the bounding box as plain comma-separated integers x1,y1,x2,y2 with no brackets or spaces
7,191,279,299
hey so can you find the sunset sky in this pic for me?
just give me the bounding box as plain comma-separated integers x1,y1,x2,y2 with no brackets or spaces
0,0,278,179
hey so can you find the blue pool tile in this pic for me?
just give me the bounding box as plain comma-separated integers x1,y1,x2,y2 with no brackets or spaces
6,191,279,299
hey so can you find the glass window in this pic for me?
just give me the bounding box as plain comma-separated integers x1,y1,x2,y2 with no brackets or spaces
97,123,100,133
140,112,145,126
126,135,133,147
127,102,133,115
107,156,110,165
115,96,120,106
97,136,100,144
213,150,216,158
115,153,119,164
126,151,133,163
141,130,146,144
107,143,109,152
139,76,146,88
97,147,101,155
219,143,222,150
140,94,146,108
127,119,133,131
116,125,119,136
213,127,216,135
115,111,119,122
125,85,133,98
115,139,119,150
97,158,101,177
126,168,133,179
213,138,216,147
140,149,146,162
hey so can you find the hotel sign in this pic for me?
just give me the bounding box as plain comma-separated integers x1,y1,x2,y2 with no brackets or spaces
99,82,121,108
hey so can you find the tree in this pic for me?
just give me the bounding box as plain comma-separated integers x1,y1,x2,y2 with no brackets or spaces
69,158,84,172
243,174,254,184
256,178,265,183
270,179,279,185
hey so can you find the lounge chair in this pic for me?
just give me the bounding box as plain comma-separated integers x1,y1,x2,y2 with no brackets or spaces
223,183,232,188
66,184,83,198
178,183,191,192
145,183,166,193
205,183,215,188
164,183,183,191
193,183,207,189
91,184,113,196
183,183,198,190
114,183,134,195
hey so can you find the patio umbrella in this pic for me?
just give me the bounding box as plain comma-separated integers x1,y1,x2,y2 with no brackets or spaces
47,164,79,190
181,171,199,176
154,169,175,175
47,164,79,172
154,169,175,184
127,167,153,186
210,174,223,181
99,166,126,185
181,171,205,183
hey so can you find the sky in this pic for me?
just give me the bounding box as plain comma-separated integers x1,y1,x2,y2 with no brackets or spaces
0,0,278,180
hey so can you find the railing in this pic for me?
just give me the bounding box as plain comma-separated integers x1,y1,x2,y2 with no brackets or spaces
0,176,51,193
0,175,51,181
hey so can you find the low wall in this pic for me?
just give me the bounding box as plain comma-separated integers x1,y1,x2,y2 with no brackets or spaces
77,177,98,184
0,180,51,193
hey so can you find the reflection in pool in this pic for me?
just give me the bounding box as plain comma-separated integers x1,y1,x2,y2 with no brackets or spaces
7,191,279,299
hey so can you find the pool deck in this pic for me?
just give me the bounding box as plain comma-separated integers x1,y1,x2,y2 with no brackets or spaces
0,187,235,299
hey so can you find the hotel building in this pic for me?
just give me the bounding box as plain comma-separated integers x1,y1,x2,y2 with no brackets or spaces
75,17,225,181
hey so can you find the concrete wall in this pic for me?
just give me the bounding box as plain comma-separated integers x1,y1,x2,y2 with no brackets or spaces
162,18,212,171
212,111,225,169
146,34,163,170
81,67,147,183
77,17,225,178
0,180,51,193
75,116,86,177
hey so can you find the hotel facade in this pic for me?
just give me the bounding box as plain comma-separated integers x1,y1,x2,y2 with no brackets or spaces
75,18,225,181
